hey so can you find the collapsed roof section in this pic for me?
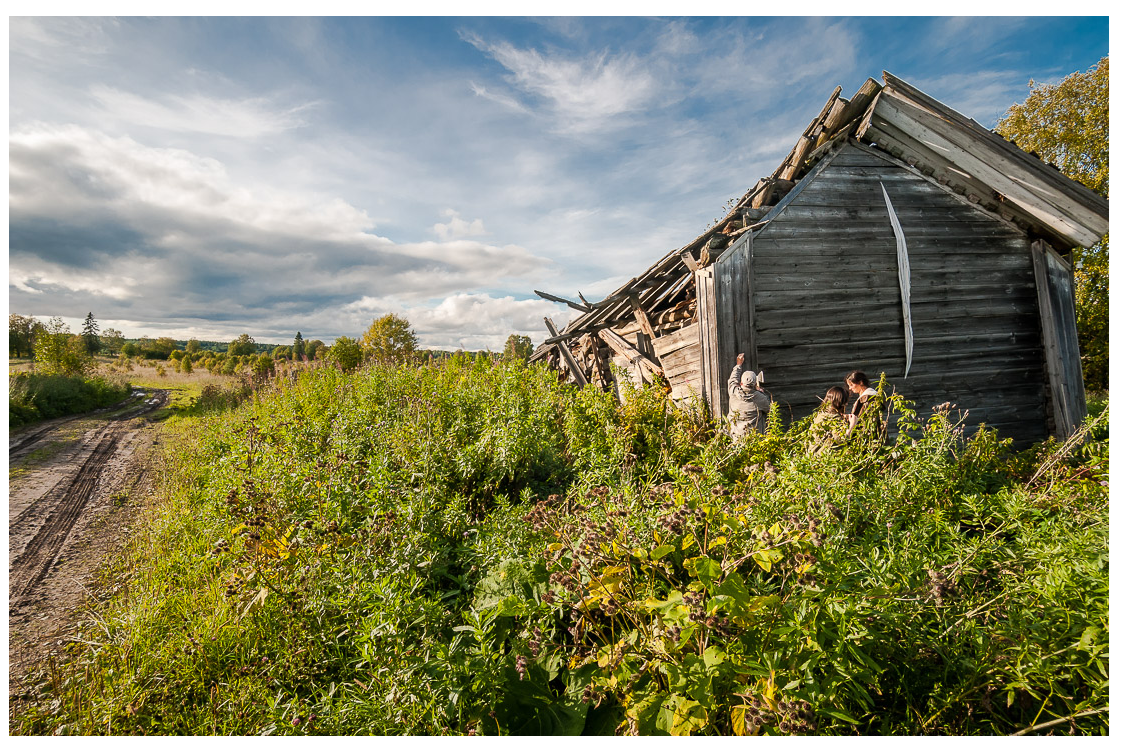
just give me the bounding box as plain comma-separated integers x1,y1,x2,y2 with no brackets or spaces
531,71,1108,370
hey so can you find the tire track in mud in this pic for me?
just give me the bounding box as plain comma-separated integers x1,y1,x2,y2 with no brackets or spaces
9,431,122,603
8,388,169,609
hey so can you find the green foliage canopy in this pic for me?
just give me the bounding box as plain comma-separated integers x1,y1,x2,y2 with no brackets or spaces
227,333,257,357
503,334,534,362
9,314,42,358
34,317,94,377
361,313,418,364
101,328,126,356
996,56,1108,389
328,335,363,372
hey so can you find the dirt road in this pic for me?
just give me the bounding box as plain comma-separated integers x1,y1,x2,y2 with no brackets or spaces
8,388,169,695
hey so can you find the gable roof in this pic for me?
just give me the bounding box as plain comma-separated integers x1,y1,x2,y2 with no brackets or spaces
531,71,1108,361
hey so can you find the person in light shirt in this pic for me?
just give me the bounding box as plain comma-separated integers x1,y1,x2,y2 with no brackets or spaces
727,353,772,439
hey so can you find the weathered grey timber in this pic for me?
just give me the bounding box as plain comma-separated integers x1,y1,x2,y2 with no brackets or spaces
531,71,1107,444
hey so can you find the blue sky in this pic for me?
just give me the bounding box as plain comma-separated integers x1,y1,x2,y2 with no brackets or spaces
7,16,1109,349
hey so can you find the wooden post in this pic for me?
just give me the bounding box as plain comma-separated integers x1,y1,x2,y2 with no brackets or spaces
544,318,587,388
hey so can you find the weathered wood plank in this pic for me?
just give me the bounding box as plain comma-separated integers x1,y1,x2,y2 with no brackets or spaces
753,281,1038,307
651,323,699,358
756,219,1028,240
544,317,587,388
1031,241,1087,439
752,251,1032,274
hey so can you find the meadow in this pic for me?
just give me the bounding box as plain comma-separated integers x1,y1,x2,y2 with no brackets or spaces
11,358,1108,735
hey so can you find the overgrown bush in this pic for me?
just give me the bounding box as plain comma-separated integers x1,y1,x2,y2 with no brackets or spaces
12,361,1107,735
9,372,132,428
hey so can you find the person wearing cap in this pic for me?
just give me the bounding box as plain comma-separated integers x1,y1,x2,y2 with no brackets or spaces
727,353,772,439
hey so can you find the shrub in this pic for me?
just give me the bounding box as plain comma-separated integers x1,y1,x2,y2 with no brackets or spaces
9,372,132,428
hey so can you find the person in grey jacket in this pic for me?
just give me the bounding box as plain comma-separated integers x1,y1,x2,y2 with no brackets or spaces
728,353,772,439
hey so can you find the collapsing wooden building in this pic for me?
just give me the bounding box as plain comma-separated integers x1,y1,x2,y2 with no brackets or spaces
531,72,1108,443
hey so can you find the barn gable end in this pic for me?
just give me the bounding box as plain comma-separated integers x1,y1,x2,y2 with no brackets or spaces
706,142,1050,441
531,71,1105,444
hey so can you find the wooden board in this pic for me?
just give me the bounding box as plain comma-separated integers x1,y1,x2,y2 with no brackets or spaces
1031,241,1087,438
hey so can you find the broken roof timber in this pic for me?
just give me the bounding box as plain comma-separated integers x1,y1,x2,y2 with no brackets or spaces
862,77,1107,249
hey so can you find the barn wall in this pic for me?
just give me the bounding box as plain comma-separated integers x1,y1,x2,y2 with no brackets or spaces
730,143,1048,442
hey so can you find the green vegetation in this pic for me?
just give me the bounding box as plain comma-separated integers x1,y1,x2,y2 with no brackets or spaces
9,372,132,428
361,313,419,364
996,56,1108,390
12,361,1107,735
504,334,535,362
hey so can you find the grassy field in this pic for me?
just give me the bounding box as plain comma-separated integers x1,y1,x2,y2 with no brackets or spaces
10,359,1109,735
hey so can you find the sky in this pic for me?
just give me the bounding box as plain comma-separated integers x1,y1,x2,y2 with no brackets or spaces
7,16,1110,350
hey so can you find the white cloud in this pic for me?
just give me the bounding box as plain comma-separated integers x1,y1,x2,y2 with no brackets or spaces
9,17,119,61
434,210,487,240
88,85,316,138
331,292,569,351
464,33,659,134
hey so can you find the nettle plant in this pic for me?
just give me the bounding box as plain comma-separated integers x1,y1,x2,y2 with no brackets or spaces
499,480,842,736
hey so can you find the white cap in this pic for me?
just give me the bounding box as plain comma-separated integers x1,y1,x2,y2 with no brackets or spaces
740,370,757,389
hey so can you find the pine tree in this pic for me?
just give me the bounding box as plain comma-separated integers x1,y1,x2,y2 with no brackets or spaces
81,312,101,355
294,331,306,360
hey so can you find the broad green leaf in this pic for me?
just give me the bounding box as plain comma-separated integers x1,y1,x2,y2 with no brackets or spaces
684,556,723,585
651,544,676,560
703,646,726,670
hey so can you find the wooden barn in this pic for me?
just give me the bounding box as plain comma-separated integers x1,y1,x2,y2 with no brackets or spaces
530,72,1108,443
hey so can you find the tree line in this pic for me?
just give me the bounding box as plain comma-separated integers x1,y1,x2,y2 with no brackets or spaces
9,311,538,379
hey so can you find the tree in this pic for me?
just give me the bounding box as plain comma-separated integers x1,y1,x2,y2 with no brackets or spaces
227,334,257,357
361,313,418,364
186,338,201,355
328,336,363,372
101,328,125,356
996,56,1108,389
293,331,306,361
9,314,42,358
503,334,534,362
80,312,101,356
181,354,193,374
272,345,291,361
306,340,325,359
253,354,274,378
121,341,139,359
35,317,94,376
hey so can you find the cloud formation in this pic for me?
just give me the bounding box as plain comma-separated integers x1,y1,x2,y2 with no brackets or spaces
465,32,660,134
9,123,555,345
8,17,1107,351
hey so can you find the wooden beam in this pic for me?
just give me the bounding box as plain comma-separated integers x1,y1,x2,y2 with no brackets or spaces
628,294,657,341
681,252,700,272
534,290,591,312
544,317,587,387
599,328,662,376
